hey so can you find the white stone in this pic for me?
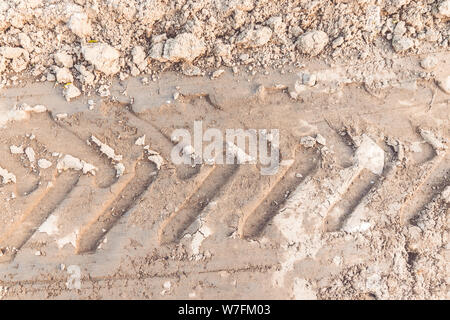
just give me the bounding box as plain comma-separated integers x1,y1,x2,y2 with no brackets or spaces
135,135,146,146
25,147,36,163
10,145,23,154
38,159,52,169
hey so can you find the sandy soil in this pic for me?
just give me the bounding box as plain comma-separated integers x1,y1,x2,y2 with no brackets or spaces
0,0,449,300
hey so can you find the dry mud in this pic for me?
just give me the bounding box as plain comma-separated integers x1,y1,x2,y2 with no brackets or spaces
0,0,449,300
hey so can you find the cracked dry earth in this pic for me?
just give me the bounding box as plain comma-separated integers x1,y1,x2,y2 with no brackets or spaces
0,55,449,299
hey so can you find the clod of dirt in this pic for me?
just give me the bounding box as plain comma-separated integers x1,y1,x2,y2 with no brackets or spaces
0,46,29,73
82,43,120,76
68,12,92,38
236,26,273,48
162,33,206,63
420,55,438,70
55,67,74,84
54,52,74,69
296,30,329,56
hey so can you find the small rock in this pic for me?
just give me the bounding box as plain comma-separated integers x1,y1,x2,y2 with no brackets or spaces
266,16,285,35
182,64,203,77
296,30,329,56
63,83,81,101
392,36,414,52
